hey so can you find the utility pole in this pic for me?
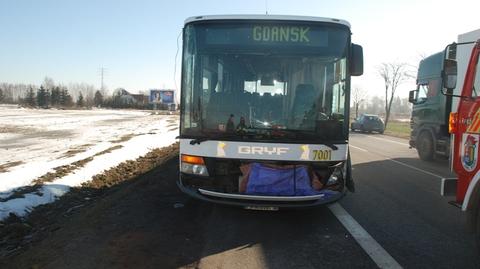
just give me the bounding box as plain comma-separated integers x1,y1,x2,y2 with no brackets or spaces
99,67,107,92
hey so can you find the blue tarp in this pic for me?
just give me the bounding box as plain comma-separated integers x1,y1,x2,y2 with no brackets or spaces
245,163,320,196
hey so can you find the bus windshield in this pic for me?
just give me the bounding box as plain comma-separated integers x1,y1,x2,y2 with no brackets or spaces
181,21,351,142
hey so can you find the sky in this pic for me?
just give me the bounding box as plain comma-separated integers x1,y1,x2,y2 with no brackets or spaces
0,0,478,98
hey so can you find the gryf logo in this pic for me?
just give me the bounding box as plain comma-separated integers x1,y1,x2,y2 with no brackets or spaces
217,142,226,157
300,145,310,160
238,146,289,155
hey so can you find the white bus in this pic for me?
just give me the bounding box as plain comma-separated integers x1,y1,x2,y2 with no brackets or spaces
178,15,363,209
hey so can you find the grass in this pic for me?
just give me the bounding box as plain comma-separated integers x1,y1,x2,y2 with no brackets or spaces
1,145,125,202
384,121,411,139
110,134,136,143
0,161,24,173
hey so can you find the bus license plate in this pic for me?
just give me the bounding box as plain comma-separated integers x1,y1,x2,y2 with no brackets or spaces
244,206,279,211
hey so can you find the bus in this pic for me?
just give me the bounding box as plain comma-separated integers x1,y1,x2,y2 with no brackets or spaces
178,15,363,210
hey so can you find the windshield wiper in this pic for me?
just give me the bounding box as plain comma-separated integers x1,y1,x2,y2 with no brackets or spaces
321,142,338,151
189,133,243,145
285,131,339,150
189,137,209,145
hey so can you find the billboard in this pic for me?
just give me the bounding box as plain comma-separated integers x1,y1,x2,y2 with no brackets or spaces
150,89,175,104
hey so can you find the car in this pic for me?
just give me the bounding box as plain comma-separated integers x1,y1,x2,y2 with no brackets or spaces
351,114,385,133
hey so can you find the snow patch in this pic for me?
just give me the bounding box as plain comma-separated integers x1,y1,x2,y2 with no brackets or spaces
0,106,179,220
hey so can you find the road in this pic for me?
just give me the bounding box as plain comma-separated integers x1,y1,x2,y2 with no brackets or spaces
345,133,478,268
3,133,480,268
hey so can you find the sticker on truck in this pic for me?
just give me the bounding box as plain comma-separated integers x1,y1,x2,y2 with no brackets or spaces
461,133,479,172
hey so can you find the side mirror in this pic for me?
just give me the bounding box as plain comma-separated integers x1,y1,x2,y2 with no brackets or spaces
408,90,418,103
350,44,363,76
442,59,457,90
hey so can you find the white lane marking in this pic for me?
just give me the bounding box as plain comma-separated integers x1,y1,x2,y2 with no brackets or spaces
366,135,410,147
387,158,443,179
349,145,368,152
350,141,445,179
329,203,403,269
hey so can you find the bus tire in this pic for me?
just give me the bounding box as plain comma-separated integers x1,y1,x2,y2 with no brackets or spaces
417,132,434,161
476,204,480,254
345,151,355,192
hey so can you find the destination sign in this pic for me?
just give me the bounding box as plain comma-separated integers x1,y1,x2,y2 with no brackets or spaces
202,23,330,48
252,26,310,43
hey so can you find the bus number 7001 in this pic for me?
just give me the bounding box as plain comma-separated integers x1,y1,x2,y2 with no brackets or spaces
312,149,332,161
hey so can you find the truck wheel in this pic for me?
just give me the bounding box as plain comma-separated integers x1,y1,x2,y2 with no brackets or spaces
417,132,434,161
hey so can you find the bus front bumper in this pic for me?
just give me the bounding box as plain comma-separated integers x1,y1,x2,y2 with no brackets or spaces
177,179,345,209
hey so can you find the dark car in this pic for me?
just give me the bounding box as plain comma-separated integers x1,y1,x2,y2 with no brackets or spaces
351,114,385,133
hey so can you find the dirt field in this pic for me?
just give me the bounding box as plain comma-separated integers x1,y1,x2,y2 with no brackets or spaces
0,143,208,268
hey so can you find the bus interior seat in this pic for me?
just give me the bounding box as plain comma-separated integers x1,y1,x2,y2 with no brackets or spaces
291,84,316,126
205,91,250,129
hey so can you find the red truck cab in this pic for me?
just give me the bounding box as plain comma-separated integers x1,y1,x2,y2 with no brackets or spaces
443,39,480,246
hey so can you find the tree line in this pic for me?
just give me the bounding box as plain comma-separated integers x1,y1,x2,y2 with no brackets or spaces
0,77,130,109
1,85,104,109
0,78,104,108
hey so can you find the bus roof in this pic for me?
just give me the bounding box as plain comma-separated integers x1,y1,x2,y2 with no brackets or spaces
184,15,351,28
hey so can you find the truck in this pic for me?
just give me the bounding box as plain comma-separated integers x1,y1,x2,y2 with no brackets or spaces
177,15,363,209
408,29,480,161
441,38,480,247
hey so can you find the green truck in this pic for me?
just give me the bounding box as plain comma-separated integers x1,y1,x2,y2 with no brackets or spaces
408,52,451,160
409,29,480,161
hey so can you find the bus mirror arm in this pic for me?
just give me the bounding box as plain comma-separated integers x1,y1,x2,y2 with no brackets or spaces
440,88,473,100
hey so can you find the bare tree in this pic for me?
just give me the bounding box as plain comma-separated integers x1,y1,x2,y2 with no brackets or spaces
0,82,37,103
42,77,55,90
377,62,413,128
352,86,368,118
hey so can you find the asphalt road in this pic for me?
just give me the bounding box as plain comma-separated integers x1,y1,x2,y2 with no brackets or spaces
345,133,479,268
4,134,480,269
193,133,480,268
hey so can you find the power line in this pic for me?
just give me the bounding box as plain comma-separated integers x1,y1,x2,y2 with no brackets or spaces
173,30,181,93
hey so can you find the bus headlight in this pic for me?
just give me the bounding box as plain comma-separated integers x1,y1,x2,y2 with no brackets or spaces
181,163,209,176
180,154,209,176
